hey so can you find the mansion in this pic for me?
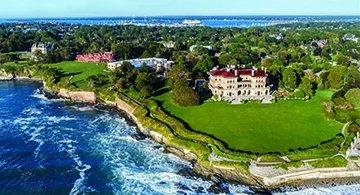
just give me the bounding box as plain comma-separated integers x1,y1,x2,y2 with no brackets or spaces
209,67,273,103
31,42,54,61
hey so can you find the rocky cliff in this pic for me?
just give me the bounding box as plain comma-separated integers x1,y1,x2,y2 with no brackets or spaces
58,88,97,103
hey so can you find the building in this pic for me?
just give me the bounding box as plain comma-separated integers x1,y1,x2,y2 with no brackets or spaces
163,41,175,48
76,52,114,63
343,33,359,42
312,39,328,48
31,43,54,54
108,58,174,72
31,43,54,60
209,67,272,103
189,45,213,52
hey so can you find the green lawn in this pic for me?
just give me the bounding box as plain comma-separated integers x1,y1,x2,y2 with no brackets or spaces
48,61,108,90
155,91,343,153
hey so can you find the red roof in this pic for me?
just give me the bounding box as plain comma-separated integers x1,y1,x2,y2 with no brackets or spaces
210,68,266,78
76,52,113,62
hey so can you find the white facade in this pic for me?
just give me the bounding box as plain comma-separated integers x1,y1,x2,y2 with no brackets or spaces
209,67,272,103
108,58,174,72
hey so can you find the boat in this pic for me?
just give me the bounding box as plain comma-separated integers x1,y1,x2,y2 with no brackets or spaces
182,19,202,26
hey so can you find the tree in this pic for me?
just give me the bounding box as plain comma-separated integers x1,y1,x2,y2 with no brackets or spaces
87,74,107,88
345,88,360,109
135,72,155,98
172,84,200,106
327,66,348,89
168,63,200,106
111,61,137,89
345,66,360,90
299,75,315,98
194,54,213,74
282,67,298,91
167,63,191,89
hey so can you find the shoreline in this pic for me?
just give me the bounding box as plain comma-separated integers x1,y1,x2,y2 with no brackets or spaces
3,77,360,191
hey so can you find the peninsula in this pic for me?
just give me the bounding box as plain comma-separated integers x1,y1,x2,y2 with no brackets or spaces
1,21,360,190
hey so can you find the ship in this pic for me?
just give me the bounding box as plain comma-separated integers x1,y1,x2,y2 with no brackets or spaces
182,19,202,26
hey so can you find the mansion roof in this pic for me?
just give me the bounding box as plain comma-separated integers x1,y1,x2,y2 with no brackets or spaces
210,68,267,78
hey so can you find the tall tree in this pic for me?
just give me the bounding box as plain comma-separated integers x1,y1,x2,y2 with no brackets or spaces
282,67,298,91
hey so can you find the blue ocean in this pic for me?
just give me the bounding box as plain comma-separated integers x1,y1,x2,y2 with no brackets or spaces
1,81,360,194
1,16,359,28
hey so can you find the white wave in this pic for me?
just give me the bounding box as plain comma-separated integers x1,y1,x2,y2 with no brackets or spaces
59,138,93,195
31,89,65,103
43,116,77,124
94,125,216,194
13,116,38,126
31,89,49,101
70,106,95,112
22,107,42,115
0,160,6,168
28,126,45,159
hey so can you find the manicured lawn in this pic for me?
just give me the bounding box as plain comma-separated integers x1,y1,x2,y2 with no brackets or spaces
155,91,343,153
48,61,108,90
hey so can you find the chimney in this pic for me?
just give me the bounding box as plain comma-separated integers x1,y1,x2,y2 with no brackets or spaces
235,69,238,76
252,69,255,76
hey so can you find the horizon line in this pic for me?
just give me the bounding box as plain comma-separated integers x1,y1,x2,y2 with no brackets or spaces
2,14,360,20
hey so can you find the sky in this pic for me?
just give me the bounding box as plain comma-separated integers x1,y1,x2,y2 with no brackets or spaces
0,0,359,18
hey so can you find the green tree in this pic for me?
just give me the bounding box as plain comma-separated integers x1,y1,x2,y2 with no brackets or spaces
194,55,213,73
172,84,200,106
299,76,315,98
282,67,298,91
111,61,137,89
327,66,348,89
135,72,155,98
345,88,360,109
168,63,200,106
345,66,360,90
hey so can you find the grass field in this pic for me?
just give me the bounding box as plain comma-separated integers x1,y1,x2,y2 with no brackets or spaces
155,91,343,153
48,61,108,89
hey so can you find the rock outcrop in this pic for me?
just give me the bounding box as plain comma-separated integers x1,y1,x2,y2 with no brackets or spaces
58,88,97,103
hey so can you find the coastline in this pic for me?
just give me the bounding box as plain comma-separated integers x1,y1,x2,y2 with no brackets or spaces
3,77,360,191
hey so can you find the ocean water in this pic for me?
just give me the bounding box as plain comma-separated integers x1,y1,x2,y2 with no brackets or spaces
0,80,252,194
1,80,360,195
1,16,360,28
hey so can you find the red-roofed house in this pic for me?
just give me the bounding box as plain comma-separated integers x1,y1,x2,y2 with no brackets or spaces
76,52,114,63
209,67,272,103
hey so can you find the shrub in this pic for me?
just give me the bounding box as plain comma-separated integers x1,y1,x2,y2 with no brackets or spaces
345,88,360,109
333,97,353,110
294,89,305,99
348,123,360,133
334,109,352,123
309,156,348,168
